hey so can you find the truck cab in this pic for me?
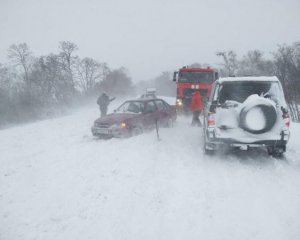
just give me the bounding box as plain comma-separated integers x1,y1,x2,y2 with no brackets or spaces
173,66,219,113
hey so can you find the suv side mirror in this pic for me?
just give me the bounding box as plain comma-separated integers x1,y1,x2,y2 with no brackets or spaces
173,71,178,82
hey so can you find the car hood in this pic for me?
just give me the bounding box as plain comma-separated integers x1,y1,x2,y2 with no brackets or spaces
94,113,139,125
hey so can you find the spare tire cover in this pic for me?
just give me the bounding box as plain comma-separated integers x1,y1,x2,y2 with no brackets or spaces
239,98,277,134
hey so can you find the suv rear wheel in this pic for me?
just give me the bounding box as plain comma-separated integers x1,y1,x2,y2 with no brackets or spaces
267,145,286,158
203,131,216,155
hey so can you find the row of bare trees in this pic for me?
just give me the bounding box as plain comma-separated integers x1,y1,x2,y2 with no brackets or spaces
0,41,133,126
1,41,299,126
216,42,300,121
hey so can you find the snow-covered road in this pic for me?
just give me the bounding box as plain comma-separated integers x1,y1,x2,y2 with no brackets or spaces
1,99,300,240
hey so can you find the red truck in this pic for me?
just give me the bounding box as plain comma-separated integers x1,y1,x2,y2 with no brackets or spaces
173,66,219,112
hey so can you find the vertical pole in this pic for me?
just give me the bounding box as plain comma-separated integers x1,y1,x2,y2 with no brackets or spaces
155,119,160,141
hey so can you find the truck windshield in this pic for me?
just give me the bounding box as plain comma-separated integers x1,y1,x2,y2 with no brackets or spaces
178,71,213,83
218,81,285,105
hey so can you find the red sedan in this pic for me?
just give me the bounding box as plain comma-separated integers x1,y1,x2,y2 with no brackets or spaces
91,98,176,138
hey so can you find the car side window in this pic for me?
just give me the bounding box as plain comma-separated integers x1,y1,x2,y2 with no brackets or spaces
127,102,140,113
162,101,170,109
155,100,165,110
145,101,157,113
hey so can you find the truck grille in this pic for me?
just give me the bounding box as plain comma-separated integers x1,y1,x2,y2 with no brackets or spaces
183,89,208,97
183,89,196,98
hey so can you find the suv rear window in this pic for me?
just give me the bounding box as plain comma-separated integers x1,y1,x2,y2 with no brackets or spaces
218,81,284,104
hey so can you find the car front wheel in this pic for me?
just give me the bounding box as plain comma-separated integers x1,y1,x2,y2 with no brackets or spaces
131,126,143,136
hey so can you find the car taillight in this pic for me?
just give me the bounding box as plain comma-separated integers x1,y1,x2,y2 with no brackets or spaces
207,112,216,126
282,113,290,127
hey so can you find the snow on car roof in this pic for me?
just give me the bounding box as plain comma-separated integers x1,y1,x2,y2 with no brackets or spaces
126,98,163,102
146,87,156,92
218,76,279,84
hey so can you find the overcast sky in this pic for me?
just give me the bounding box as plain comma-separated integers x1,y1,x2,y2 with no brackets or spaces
0,0,300,81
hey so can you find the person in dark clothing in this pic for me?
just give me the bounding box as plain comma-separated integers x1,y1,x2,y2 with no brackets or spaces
190,91,203,127
97,93,115,117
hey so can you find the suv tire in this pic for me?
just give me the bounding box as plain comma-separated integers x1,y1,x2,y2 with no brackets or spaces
239,101,277,134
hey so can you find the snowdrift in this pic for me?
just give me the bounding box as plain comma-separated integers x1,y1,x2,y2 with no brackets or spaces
0,99,299,240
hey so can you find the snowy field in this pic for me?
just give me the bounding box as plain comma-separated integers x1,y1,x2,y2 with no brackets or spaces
1,98,300,240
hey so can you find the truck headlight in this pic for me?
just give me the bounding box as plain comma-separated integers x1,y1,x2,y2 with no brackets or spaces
176,99,183,106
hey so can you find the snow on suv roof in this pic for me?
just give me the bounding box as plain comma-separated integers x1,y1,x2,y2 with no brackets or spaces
218,76,279,84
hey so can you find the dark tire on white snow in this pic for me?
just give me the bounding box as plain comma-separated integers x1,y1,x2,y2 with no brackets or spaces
131,126,143,137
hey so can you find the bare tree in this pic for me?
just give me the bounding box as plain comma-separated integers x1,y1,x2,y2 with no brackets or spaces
238,50,274,76
216,50,238,77
8,43,32,89
273,42,300,121
76,58,103,94
58,41,78,91
30,53,75,105
99,67,133,96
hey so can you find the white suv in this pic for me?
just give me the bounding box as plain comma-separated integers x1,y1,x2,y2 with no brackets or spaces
203,76,290,157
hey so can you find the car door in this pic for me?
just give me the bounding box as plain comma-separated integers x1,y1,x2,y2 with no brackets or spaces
154,100,169,122
143,100,158,129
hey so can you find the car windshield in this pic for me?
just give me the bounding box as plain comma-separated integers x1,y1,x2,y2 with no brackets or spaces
116,101,144,114
179,71,214,83
218,81,285,104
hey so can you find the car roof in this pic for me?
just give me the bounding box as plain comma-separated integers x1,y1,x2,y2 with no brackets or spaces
217,76,279,84
125,98,164,103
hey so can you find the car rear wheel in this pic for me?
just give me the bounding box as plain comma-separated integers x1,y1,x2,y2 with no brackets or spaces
165,118,174,128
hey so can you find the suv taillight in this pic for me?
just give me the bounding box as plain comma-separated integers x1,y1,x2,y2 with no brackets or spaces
207,112,216,126
282,113,290,127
